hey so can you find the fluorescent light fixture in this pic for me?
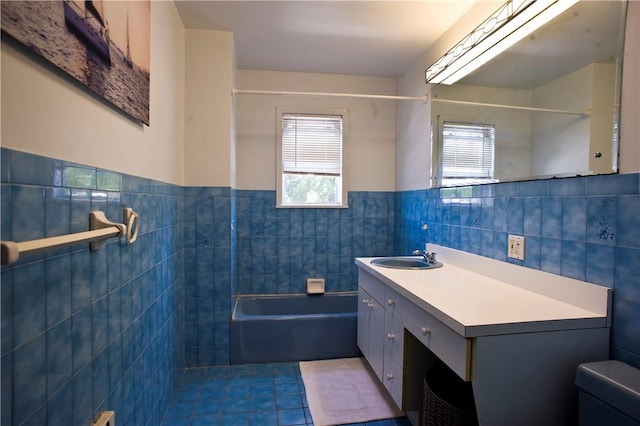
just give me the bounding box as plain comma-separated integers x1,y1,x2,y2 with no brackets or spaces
425,0,579,85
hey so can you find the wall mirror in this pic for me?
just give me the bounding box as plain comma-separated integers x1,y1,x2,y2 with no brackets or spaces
430,0,628,187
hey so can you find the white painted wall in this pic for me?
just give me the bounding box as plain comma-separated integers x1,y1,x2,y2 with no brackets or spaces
2,1,637,189
396,0,640,191
589,63,617,174
531,65,594,176
395,1,502,191
184,30,236,187
235,70,396,191
619,1,640,174
1,1,186,185
531,63,616,177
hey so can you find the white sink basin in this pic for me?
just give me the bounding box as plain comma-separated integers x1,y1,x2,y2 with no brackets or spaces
370,257,443,270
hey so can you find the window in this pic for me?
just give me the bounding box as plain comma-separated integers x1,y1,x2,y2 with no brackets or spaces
441,122,495,185
277,108,348,207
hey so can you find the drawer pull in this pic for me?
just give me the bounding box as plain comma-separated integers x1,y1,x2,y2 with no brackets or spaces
421,326,431,336
386,373,394,380
386,333,396,340
387,299,395,306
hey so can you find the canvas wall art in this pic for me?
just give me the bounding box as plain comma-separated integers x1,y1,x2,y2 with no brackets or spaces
1,0,151,125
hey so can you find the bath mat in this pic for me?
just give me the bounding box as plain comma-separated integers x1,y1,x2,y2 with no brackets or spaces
300,357,403,426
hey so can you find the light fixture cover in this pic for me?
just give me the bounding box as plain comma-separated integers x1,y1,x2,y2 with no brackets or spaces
425,0,579,85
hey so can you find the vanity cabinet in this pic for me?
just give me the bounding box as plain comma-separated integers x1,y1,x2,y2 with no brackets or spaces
387,284,470,379
356,246,612,426
359,269,468,409
358,270,416,408
358,268,406,406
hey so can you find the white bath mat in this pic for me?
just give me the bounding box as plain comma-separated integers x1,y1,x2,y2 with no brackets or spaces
300,357,403,426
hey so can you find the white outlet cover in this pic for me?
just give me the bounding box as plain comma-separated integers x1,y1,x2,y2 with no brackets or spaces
508,235,525,260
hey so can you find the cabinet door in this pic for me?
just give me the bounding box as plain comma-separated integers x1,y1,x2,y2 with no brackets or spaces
368,296,385,380
358,286,384,380
357,287,370,358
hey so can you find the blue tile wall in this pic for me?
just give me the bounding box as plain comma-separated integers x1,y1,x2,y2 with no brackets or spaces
394,173,640,369
183,188,394,368
235,190,395,295
183,187,233,367
6,147,639,420
1,148,185,426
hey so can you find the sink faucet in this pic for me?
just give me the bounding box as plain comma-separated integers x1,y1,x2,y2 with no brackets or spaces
412,249,437,264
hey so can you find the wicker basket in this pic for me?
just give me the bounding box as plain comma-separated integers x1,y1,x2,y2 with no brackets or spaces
423,365,478,426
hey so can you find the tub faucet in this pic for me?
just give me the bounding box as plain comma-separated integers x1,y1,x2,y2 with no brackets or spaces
412,249,437,264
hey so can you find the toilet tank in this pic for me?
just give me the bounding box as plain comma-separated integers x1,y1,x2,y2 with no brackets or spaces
576,361,640,426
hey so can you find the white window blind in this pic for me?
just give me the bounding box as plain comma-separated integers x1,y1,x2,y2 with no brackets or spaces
442,122,495,178
282,114,343,176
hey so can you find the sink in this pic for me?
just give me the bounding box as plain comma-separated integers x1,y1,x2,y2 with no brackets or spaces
370,257,443,270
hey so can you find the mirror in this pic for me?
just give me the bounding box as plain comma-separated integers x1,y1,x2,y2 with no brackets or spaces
431,0,627,187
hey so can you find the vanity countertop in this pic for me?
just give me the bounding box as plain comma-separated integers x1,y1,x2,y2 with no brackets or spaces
355,245,611,338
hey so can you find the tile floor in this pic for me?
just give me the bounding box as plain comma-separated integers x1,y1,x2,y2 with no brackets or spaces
161,362,412,426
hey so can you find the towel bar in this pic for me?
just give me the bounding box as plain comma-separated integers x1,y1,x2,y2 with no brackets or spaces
1,208,139,265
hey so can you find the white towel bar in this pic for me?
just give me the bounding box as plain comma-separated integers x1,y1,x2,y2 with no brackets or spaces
92,411,115,426
1,209,139,265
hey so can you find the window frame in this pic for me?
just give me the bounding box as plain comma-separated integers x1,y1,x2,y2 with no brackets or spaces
276,106,349,208
433,115,498,187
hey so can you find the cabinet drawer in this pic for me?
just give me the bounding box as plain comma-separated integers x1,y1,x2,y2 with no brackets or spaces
384,285,401,318
359,270,385,303
396,296,471,380
383,356,403,410
384,311,404,365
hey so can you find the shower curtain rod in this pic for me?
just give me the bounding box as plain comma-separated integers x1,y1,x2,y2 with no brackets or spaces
431,97,590,116
232,88,428,102
233,89,588,115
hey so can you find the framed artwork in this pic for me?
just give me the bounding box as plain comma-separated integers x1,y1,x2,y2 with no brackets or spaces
1,1,151,125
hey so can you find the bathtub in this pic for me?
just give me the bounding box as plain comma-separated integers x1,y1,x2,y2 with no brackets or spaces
230,292,361,364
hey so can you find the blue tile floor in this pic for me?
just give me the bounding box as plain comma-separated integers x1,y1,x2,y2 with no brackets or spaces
161,362,412,426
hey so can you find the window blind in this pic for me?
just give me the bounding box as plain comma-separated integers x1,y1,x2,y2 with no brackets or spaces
282,114,343,176
442,122,495,178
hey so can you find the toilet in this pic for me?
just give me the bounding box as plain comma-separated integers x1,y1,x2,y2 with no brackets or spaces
576,360,640,426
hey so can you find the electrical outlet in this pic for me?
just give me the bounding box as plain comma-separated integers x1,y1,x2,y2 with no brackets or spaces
508,234,525,260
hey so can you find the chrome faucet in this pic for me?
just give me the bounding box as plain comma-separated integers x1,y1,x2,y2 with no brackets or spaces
412,249,437,264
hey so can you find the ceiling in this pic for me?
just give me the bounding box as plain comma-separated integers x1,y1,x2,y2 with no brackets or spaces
174,1,477,78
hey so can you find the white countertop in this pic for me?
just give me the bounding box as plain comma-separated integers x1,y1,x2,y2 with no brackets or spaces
356,246,611,338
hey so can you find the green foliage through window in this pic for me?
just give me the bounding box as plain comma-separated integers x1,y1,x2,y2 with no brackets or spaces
283,174,339,205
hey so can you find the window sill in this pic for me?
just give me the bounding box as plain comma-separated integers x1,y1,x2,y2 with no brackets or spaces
276,203,349,209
